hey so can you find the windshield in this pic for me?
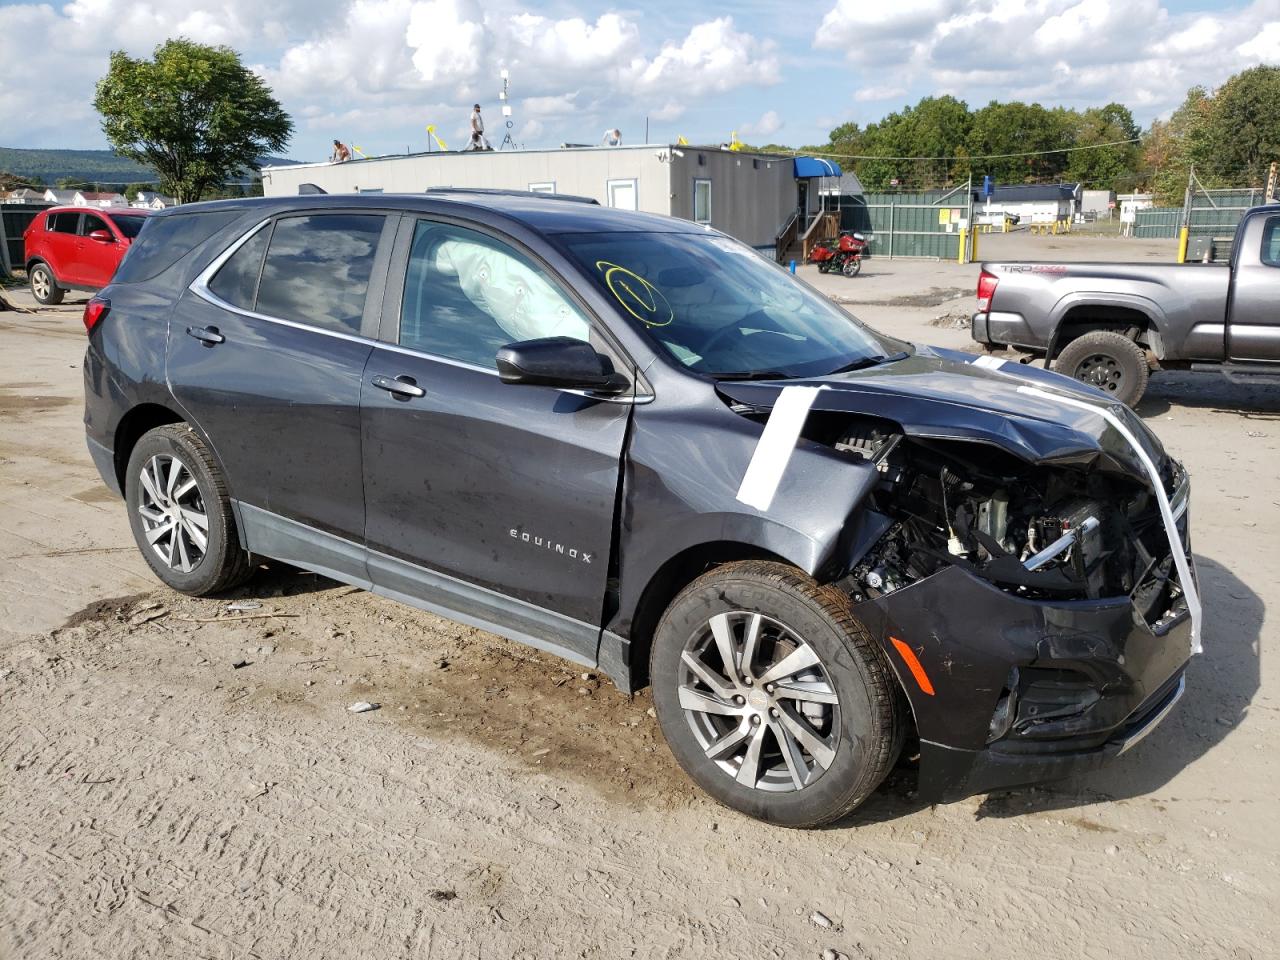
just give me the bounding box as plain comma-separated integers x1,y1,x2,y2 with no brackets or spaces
112,215,147,239
558,230,899,378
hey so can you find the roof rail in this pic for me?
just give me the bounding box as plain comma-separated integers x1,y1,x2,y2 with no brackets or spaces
425,187,599,205
298,183,328,195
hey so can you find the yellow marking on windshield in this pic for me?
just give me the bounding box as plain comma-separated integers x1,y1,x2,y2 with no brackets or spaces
595,260,674,328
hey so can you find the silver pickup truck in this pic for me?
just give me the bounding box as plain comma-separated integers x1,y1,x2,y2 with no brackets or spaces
972,203,1280,405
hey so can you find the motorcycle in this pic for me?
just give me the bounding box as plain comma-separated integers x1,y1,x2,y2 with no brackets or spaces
809,231,868,276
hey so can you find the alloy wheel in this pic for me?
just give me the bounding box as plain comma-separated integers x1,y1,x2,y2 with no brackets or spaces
31,268,51,300
678,611,841,792
136,454,209,573
1074,353,1123,392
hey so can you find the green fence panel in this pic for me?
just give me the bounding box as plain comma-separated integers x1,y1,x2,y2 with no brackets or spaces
1187,188,1266,238
1134,207,1180,238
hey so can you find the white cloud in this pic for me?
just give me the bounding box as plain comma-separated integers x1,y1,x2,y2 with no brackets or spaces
855,85,908,102
815,0,1280,119
741,110,782,137
626,17,780,96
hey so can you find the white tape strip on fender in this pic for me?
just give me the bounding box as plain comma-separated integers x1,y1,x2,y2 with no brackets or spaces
970,355,1007,370
735,386,822,512
1018,385,1202,654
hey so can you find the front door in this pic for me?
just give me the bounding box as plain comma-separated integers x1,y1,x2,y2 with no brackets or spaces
74,212,117,288
169,211,395,578
360,217,632,661
1227,213,1280,362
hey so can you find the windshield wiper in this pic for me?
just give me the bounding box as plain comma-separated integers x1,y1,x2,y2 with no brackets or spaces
707,370,792,381
826,351,908,375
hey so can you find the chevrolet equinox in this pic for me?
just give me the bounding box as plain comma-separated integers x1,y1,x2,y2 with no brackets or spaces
83,192,1199,826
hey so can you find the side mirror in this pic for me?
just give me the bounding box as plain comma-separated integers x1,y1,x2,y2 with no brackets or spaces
88,229,115,243
495,337,630,395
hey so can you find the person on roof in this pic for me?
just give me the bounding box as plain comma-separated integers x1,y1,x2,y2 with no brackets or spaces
331,140,351,163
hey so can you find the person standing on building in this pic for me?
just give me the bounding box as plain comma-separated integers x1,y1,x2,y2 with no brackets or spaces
331,139,351,163
601,128,622,147
469,105,492,151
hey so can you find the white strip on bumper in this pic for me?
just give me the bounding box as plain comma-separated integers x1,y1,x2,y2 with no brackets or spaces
1017,385,1202,654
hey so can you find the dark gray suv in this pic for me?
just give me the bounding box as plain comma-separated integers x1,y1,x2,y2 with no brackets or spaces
83,192,1199,826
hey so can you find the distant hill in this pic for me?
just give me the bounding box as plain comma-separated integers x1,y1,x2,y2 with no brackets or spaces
0,147,302,187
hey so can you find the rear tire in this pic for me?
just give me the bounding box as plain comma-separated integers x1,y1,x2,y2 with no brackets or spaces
1054,330,1149,407
29,263,64,305
125,424,254,596
650,561,903,828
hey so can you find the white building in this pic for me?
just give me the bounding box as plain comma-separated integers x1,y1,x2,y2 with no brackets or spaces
973,183,1081,224
262,144,846,255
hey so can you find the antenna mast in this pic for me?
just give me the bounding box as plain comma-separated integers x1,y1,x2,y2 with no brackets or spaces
498,69,517,150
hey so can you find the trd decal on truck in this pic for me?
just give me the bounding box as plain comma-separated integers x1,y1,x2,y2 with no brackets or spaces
509,527,594,564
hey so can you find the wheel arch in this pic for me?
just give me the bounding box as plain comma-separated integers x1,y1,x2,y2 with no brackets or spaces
112,403,190,493
1047,295,1166,361
617,540,791,691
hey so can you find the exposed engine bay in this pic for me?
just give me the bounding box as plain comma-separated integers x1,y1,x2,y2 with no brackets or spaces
816,417,1182,622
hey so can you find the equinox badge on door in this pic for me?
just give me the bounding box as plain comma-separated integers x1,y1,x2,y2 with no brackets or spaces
509,528,593,564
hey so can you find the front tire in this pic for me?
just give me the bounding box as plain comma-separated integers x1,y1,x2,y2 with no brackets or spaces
1054,330,1149,407
29,263,64,305
125,424,253,596
842,257,862,277
650,561,903,828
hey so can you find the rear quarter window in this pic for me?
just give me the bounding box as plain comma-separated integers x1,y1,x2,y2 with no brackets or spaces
111,215,147,239
112,209,245,284
1262,216,1280,267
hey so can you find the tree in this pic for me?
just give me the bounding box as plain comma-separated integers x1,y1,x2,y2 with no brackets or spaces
56,177,94,190
0,171,43,191
1202,65,1280,184
123,182,157,203
1066,103,1142,190
967,101,1074,185
94,38,293,204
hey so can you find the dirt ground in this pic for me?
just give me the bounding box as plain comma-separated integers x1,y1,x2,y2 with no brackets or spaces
2,234,1277,959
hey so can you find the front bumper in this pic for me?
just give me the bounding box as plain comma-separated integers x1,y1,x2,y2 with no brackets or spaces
855,561,1196,803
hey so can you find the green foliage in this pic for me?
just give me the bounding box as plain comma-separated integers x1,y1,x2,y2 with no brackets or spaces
0,171,43,191
1144,67,1280,205
94,37,293,204
55,177,95,190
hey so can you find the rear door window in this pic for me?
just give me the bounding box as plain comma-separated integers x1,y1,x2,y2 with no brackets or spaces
47,212,78,233
255,214,385,334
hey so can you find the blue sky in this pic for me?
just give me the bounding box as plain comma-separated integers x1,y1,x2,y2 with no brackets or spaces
1,0,1277,161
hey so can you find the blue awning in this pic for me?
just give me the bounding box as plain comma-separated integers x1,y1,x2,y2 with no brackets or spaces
793,156,842,178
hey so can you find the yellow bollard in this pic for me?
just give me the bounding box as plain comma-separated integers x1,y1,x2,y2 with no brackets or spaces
1177,226,1189,263
957,228,967,264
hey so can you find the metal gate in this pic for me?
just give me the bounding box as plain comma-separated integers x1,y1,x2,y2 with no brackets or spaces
0,202,52,277
842,185,974,261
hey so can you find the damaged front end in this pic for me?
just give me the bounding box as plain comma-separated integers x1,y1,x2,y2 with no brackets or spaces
718,351,1198,801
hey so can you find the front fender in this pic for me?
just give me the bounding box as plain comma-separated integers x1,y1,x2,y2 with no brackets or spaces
611,399,881,639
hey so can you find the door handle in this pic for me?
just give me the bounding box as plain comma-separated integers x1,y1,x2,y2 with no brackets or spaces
186,325,224,346
371,374,425,399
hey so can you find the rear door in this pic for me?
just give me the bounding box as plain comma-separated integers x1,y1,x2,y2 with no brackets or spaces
41,211,81,283
170,210,396,580
1227,213,1280,362
359,216,633,660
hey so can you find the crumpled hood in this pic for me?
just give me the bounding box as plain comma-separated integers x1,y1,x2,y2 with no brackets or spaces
716,345,1171,484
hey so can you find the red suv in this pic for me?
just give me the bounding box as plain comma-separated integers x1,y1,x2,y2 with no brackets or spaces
23,206,150,305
